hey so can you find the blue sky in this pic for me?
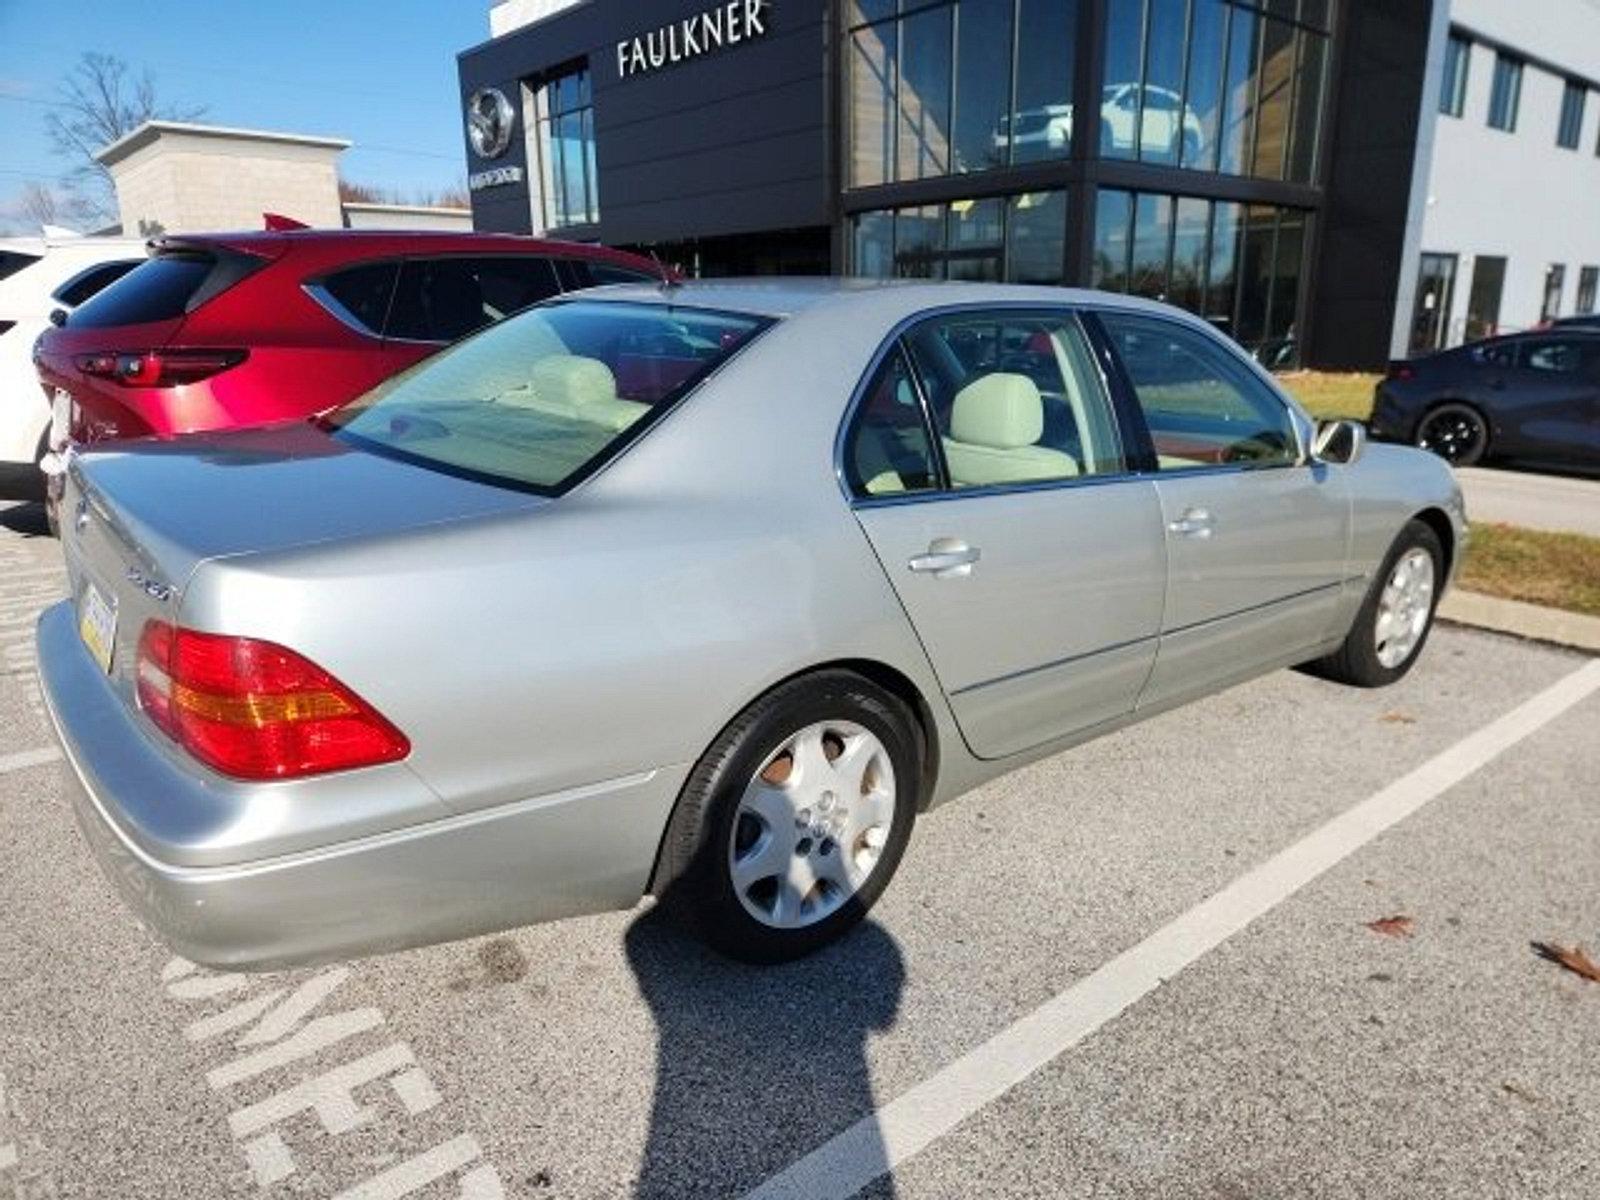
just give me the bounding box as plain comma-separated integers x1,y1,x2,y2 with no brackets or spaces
0,1,490,226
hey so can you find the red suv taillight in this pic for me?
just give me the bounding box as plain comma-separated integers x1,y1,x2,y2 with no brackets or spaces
135,621,409,780
76,348,247,388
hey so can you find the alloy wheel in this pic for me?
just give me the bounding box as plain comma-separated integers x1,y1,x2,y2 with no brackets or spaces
1416,406,1486,464
728,720,896,930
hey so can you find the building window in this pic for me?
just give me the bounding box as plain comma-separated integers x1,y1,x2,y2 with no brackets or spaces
1440,34,1469,117
1100,0,1329,182
1092,187,1309,364
1408,253,1458,355
1542,264,1566,321
531,66,598,229
1465,256,1506,342
847,0,1079,187
1487,53,1522,132
1577,266,1598,314
1558,81,1586,149
849,189,1068,284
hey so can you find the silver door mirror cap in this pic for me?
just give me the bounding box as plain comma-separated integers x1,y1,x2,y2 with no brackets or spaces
1312,419,1366,466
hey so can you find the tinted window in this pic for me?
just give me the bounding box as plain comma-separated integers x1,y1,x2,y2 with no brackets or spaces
326,300,768,494
1101,312,1297,469
386,257,562,342
312,261,398,336
1523,339,1582,374
66,253,214,328
0,250,43,285
904,310,1123,488
51,260,140,308
582,262,659,287
844,347,939,497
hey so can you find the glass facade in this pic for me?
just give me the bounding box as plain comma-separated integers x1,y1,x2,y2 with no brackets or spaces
844,0,1334,365
852,191,1068,283
847,0,1079,186
1100,0,1328,182
1093,189,1309,362
532,66,598,229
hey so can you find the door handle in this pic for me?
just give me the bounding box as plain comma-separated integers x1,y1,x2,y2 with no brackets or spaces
909,539,980,578
1167,507,1215,538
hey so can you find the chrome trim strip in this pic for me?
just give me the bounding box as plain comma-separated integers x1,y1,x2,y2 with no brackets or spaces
950,633,1158,697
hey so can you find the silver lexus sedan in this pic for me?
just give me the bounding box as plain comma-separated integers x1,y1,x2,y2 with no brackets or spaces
38,280,1465,967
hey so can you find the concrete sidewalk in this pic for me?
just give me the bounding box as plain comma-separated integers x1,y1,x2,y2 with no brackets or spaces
1457,466,1600,538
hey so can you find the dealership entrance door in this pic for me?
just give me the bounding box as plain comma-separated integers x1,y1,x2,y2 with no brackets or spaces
1409,253,1458,354
633,227,830,278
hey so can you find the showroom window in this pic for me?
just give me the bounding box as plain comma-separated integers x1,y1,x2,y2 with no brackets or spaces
1557,80,1586,150
1099,0,1329,182
1487,53,1522,132
1093,187,1309,364
850,190,1068,283
1440,34,1469,117
1577,266,1598,314
846,0,1080,186
531,66,598,228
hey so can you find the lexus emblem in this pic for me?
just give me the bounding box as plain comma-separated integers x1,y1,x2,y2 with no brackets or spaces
466,87,515,159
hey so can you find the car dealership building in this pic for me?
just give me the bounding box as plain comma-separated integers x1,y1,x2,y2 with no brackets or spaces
458,0,1600,370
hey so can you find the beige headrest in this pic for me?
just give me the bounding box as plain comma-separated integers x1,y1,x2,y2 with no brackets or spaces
528,354,619,409
950,373,1044,449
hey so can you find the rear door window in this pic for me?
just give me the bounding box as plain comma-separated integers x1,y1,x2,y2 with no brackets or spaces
385,256,562,343
308,261,399,337
50,260,140,308
1521,338,1584,374
66,253,214,328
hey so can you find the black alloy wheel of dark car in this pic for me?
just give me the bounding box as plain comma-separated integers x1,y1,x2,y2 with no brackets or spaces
1414,402,1489,466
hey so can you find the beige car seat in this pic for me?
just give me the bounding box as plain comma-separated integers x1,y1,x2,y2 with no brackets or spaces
505,354,649,432
941,372,1079,486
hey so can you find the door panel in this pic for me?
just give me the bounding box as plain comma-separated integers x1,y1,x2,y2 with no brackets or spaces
854,482,1166,758
1142,464,1349,706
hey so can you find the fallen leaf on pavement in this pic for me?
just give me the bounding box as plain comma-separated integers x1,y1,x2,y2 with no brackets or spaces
1379,711,1417,724
1531,942,1600,983
1366,915,1414,938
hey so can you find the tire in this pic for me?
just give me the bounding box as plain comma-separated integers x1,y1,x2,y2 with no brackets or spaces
654,669,922,964
1309,519,1444,688
1414,401,1489,466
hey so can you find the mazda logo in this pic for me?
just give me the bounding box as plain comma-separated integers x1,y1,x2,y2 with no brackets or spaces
466,87,515,159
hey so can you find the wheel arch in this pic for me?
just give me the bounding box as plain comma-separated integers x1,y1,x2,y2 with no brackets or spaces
1412,505,1457,581
643,655,943,896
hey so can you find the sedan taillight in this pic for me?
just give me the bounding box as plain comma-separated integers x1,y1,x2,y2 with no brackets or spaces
76,348,246,388
136,621,409,780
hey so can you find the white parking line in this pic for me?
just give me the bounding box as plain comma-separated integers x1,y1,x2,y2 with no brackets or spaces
745,658,1600,1200
0,748,60,775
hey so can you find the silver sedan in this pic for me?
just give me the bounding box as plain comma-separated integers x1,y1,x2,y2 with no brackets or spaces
38,280,1465,966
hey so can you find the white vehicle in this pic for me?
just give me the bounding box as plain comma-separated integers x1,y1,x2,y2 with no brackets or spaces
997,84,1205,162
0,232,144,496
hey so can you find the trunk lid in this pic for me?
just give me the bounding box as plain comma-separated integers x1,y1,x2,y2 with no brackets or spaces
60,420,547,702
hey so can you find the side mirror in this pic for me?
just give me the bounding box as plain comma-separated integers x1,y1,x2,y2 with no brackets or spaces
48,308,68,328
1313,419,1366,465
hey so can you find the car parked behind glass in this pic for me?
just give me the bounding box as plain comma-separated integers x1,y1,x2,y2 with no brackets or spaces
1371,329,1600,468
39,281,1463,970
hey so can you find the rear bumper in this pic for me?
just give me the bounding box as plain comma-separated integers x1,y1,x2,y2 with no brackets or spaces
38,601,687,970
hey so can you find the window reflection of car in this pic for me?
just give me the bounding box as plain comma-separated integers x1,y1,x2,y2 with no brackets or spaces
994,84,1204,161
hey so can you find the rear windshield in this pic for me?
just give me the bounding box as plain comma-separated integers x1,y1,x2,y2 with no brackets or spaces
325,298,770,495
66,249,263,328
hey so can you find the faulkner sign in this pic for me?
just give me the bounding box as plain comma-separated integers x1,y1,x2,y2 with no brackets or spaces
616,1,770,79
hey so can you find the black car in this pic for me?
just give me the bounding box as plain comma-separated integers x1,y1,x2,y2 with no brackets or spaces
1553,314,1600,330
1370,330,1600,468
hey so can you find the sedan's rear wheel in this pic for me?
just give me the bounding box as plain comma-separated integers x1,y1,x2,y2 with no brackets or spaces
1415,402,1488,466
655,670,920,963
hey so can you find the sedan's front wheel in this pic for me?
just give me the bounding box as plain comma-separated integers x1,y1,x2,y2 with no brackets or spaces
655,670,921,963
1308,518,1443,688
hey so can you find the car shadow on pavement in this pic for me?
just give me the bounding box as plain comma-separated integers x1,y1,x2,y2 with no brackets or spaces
0,500,50,538
625,902,904,1199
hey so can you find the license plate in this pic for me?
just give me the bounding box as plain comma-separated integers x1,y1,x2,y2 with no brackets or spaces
79,582,117,674
50,388,72,451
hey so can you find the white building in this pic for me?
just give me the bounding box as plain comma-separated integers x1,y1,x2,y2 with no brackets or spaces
1399,0,1600,356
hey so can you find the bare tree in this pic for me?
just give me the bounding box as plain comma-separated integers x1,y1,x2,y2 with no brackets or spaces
18,181,59,226
44,52,205,225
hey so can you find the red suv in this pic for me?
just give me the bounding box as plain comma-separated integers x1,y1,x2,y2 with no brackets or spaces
34,229,665,459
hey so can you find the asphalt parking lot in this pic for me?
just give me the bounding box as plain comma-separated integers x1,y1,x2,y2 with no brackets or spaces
2,498,1598,1200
